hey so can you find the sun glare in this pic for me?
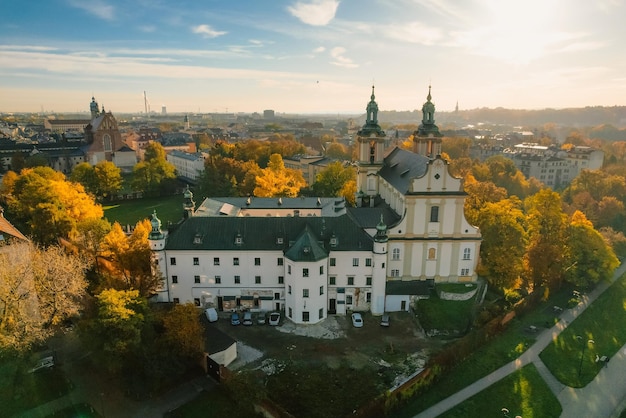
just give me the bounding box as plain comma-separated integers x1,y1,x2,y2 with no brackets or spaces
480,0,560,65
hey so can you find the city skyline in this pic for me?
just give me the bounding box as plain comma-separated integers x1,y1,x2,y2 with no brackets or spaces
1,0,625,114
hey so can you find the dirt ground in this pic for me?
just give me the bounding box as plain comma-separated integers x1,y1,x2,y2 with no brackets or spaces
212,310,439,388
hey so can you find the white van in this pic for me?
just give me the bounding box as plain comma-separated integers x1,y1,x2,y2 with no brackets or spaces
204,307,218,322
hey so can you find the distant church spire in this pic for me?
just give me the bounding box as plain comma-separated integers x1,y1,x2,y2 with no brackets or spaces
90,96,100,120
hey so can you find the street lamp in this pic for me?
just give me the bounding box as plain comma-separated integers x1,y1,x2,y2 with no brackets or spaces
576,336,595,378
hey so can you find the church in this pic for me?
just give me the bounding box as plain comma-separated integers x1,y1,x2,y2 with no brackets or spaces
149,87,481,324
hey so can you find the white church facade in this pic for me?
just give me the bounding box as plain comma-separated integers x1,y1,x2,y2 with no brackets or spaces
149,86,481,324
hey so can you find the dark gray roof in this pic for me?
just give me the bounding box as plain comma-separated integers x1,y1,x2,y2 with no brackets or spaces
284,225,328,262
378,147,430,194
165,214,373,252
386,280,430,296
201,318,236,354
347,203,400,229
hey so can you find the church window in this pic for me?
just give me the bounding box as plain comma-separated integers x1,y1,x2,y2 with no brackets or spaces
391,269,400,277
463,248,471,260
367,177,376,191
428,248,437,260
430,206,439,222
103,134,112,152
461,268,470,276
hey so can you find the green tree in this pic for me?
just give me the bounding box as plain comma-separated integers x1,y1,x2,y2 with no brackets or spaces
131,142,176,196
93,160,123,200
312,162,355,197
71,162,97,194
564,211,619,288
254,154,306,197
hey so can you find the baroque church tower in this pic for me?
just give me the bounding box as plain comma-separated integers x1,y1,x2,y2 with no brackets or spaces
356,86,386,207
412,85,443,158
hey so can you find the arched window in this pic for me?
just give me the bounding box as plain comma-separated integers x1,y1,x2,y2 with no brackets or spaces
103,134,112,152
428,248,436,260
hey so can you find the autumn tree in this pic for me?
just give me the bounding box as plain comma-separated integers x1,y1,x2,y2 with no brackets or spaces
475,198,527,291
72,218,112,271
524,188,568,293
463,175,508,225
71,161,123,200
161,303,205,361
0,242,88,351
131,142,176,196
254,154,306,197
101,220,161,297
6,167,103,245
312,162,356,197
564,211,619,288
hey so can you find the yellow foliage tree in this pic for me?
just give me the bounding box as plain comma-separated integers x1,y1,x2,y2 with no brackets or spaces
254,154,306,197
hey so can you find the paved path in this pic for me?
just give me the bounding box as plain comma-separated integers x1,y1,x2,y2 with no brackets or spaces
415,263,626,418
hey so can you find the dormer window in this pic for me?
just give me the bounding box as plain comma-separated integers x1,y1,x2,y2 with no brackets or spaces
193,233,202,244
276,237,284,244
329,236,338,248
235,233,243,245
303,246,310,254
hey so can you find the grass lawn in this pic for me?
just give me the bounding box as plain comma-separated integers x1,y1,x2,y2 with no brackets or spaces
396,285,574,417
539,272,626,387
103,194,185,227
46,403,101,417
416,285,477,332
438,364,562,418
165,385,260,418
0,359,72,417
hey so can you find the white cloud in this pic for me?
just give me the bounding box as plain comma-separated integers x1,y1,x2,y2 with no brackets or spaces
288,0,340,26
383,22,443,46
191,24,227,39
66,0,114,20
329,46,358,68
313,46,326,53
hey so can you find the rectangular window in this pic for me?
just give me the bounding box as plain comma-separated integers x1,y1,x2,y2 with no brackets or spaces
255,276,261,284
329,276,336,285
391,269,400,277
288,285,292,294
366,277,372,286
430,206,439,222
194,275,200,283
234,275,241,284
288,265,292,274
193,257,199,266
319,265,324,275
346,295,353,304
277,257,284,266
461,268,470,276
215,275,221,284
330,258,336,266
173,297,180,304
366,292,372,303
172,275,178,284
303,289,309,298
320,285,324,295
255,257,261,266
365,258,372,267
348,276,354,286
392,248,400,260
213,257,220,266
303,268,309,277
233,257,239,266
302,311,310,322
352,258,359,267
278,276,284,284
463,248,471,260
170,257,176,265
288,307,292,318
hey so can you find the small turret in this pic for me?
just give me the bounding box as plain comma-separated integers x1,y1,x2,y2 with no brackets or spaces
183,185,195,219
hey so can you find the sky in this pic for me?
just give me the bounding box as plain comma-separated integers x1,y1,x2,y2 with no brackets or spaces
1,0,626,115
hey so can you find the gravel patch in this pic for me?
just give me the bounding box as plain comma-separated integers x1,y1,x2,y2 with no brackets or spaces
274,315,345,339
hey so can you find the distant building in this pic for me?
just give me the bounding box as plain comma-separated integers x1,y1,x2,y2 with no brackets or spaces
166,150,206,182
263,109,275,119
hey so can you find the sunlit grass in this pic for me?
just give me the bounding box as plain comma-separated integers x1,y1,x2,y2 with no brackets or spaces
437,364,561,418
102,194,185,227
540,272,626,387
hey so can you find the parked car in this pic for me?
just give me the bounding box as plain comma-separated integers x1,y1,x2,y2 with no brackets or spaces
351,312,363,328
204,307,218,322
268,312,281,326
380,313,390,327
230,312,241,326
242,311,253,326
257,311,266,325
